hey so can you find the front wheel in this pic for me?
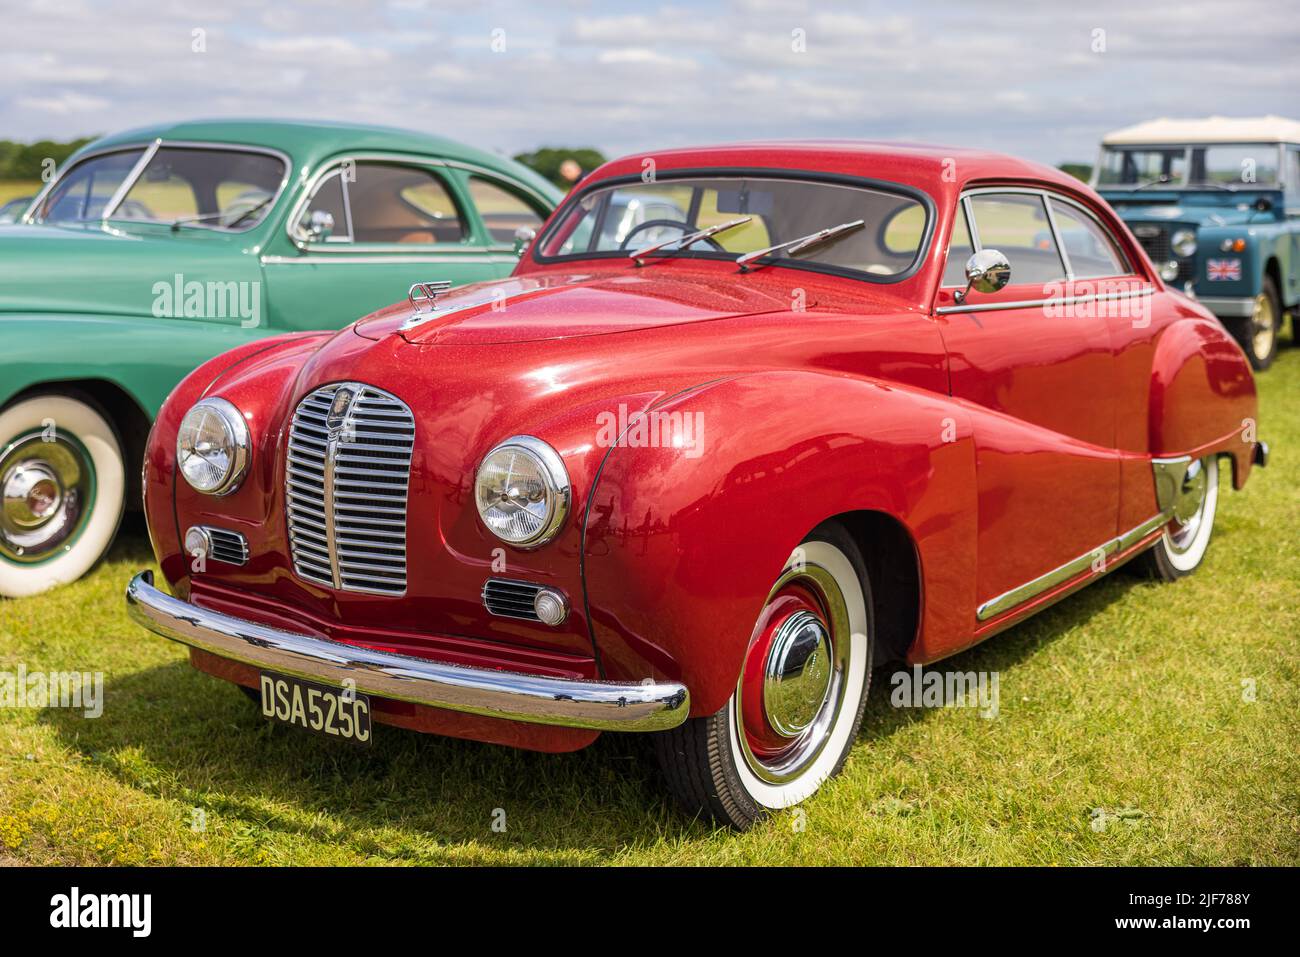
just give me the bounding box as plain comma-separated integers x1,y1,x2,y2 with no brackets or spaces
1136,455,1219,581
1224,276,1280,371
0,394,125,598
654,524,873,829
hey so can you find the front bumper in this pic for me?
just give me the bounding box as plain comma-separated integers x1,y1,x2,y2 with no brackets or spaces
125,571,690,732
1196,295,1256,318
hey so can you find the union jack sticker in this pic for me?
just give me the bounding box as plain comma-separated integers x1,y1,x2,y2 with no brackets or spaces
1206,259,1242,281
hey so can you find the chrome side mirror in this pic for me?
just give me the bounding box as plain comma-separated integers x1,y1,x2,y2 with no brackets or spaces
298,209,334,244
954,249,1011,303
513,226,536,257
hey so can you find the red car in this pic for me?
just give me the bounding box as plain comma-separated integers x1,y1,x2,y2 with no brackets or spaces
125,142,1266,828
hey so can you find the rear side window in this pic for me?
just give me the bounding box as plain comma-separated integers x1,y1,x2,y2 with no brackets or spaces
348,162,465,244
967,193,1066,285
1048,198,1128,278
469,177,544,243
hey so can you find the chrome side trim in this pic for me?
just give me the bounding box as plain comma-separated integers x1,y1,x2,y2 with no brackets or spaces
125,571,689,732
937,285,1153,315
976,512,1169,622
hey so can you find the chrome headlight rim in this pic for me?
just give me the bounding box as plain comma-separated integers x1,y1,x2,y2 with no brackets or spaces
1171,228,1197,258
474,434,571,549
176,397,250,496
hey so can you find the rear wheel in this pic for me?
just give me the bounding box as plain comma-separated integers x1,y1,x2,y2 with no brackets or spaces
1136,455,1219,581
654,524,873,829
1224,276,1280,371
0,393,125,598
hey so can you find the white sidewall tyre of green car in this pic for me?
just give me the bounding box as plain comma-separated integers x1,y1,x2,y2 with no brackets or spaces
0,395,125,598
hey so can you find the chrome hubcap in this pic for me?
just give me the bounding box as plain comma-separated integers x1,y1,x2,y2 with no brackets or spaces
736,563,851,784
0,431,94,564
763,611,832,737
3,462,62,528
1167,457,1209,554
1252,292,1277,357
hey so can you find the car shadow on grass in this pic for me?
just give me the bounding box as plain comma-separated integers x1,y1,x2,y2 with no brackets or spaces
39,526,1179,860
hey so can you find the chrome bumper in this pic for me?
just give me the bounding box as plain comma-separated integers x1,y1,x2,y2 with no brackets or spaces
1197,296,1255,318
125,571,689,732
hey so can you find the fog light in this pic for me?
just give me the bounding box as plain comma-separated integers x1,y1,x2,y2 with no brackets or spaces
184,526,212,560
1159,260,1179,282
533,588,569,626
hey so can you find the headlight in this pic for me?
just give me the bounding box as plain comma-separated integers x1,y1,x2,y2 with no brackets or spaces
176,397,250,495
474,435,570,547
1159,260,1180,282
1171,229,1196,258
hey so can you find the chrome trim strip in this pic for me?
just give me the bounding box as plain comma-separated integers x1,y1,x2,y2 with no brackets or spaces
937,285,1154,315
125,571,689,732
976,512,1169,621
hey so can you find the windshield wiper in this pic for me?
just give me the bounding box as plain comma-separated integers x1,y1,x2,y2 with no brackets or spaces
171,196,272,231
735,219,865,272
1133,176,1179,191
628,216,751,266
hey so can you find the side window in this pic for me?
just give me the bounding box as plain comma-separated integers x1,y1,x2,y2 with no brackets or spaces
1048,198,1128,278
1288,149,1300,214
348,162,465,244
967,193,1066,285
298,171,350,242
943,203,974,286
469,177,544,244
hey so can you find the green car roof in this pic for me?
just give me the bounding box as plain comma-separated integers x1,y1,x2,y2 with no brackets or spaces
80,117,561,201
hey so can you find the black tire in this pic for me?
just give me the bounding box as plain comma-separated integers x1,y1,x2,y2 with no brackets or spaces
1223,276,1280,371
654,522,874,829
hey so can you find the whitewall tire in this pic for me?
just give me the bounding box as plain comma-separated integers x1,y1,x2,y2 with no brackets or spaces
0,394,125,598
1139,455,1219,581
654,524,873,829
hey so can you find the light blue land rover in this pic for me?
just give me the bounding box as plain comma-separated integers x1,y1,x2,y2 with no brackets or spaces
1094,116,1300,370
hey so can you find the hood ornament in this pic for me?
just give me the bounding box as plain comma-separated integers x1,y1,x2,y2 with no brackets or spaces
408,280,453,314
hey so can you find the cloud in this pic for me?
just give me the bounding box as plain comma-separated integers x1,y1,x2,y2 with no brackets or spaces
1,0,1297,168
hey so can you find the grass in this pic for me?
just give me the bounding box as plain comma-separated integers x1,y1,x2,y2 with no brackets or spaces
0,181,39,205
1,352,1298,866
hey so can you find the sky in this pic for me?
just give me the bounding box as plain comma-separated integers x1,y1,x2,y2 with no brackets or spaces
3,0,1298,167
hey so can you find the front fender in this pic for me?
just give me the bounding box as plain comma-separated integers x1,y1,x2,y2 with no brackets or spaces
582,370,979,715
0,313,275,413
144,330,333,594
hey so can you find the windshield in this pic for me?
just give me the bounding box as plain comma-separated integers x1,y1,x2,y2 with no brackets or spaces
1097,144,1280,189
536,176,929,279
33,145,287,229
31,148,146,223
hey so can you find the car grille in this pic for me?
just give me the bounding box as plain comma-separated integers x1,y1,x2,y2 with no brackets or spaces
285,383,415,596
206,527,249,566
1131,223,1194,282
481,578,545,621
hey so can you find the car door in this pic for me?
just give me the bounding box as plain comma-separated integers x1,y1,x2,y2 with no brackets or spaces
261,156,517,330
935,187,1121,620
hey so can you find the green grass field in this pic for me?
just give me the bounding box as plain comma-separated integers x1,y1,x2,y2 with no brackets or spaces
0,181,39,205
1,350,1297,866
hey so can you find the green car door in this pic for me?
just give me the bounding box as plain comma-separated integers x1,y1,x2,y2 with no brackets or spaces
261,155,551,329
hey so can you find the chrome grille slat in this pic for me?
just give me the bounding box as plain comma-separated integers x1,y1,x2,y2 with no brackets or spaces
285,382,414,596
482,578,545,622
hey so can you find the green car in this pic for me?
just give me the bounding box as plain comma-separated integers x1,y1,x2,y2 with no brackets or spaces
0,119,561,597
